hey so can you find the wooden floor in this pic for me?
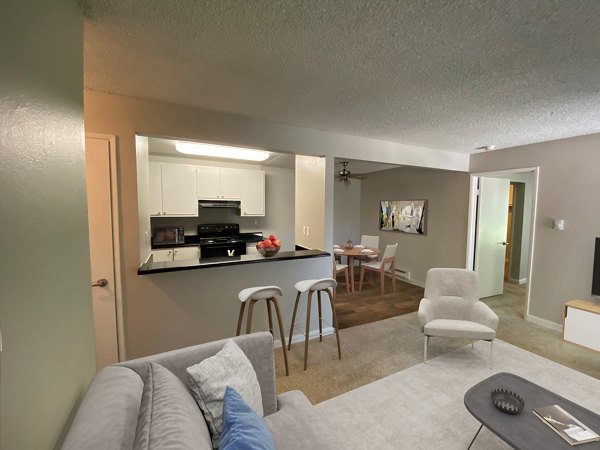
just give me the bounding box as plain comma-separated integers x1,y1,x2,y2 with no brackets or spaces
333,272,424,329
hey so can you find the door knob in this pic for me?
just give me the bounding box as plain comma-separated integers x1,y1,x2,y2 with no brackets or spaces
501,242,509,246
91,278,109,287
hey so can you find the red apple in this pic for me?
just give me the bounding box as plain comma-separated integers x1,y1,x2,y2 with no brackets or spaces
257,241,265,248
263,239,273,247
273,239,281,247
268,235,276,241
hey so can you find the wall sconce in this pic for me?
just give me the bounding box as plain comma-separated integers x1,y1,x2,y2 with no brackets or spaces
552,219,565,231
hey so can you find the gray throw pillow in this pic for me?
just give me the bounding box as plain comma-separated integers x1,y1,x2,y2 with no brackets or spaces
186,339,264,449
134,362,212,450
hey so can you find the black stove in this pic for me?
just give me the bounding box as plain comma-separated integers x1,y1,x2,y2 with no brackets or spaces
198,223,246,258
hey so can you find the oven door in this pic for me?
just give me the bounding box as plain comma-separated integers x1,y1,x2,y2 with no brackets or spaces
200,242,247,259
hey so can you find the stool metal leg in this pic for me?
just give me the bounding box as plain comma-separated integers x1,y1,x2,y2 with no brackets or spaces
317,290,323,342
304,291,313,370
266,299,274,336
325,288,342,360
246,300,257,335
288,291,301,351
269,297,290,376
236,301,246,336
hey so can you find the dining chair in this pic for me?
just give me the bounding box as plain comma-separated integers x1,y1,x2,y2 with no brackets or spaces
333,258,350,296
358,243,398,296
356,235,380,264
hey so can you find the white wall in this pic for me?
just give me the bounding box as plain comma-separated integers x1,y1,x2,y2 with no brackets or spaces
0,1,97,448
295,155,327,250
470,134,600,325
333,179,362,246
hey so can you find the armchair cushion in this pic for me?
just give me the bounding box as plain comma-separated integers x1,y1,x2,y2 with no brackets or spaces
424,319,495,340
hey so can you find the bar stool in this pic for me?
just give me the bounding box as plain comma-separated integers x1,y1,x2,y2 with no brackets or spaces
236,286,289,376
287,278,342,370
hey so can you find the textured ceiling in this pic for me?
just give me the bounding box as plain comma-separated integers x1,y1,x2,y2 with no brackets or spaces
83,0,600,153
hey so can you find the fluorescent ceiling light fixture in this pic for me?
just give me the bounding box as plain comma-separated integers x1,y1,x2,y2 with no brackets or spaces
176,142,270,161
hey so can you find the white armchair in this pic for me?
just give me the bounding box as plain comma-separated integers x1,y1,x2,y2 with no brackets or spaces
418,268,499,368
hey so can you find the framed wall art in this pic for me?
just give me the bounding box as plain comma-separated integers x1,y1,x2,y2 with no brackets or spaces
380,199,428,235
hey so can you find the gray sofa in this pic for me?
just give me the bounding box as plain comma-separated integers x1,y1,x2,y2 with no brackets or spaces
62,332,340,450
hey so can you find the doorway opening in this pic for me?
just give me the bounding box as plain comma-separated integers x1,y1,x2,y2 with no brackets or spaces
466,168,539,320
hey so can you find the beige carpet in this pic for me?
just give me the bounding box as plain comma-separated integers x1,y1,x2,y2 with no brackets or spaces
274,293,600,404
274,311,466,404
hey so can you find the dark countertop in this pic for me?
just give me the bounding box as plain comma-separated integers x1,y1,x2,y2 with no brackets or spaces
138,249,330,275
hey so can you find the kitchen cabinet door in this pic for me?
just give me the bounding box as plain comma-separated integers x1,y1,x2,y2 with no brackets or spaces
196,166,220,199
241,170,265,216
161,164,198,216
219,168,242,199
173,246,200,261
152,249,173,262
149,162,163,216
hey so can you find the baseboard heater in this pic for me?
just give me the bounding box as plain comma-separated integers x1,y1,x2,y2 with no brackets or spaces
394,268,411,280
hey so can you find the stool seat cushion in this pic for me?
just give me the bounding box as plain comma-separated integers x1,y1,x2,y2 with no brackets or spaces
238,286,283,302
294,278,337,293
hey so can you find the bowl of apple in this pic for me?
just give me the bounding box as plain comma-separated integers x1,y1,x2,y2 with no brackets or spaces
256,235,281,257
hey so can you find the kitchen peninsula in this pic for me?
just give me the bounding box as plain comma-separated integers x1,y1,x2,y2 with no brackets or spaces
138,249,329,274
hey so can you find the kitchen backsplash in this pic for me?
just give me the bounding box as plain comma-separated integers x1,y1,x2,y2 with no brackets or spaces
151,208,265,235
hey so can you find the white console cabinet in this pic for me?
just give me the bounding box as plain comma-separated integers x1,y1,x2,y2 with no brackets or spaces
563,300,600,352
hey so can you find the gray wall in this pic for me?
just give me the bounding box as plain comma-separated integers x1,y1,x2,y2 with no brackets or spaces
470,133,600,325
360,167,470,285
85,91,335,359
0,1,97,448
333,179,362,246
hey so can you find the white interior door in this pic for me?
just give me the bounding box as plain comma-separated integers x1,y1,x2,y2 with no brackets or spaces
85,137,120,370
475,177,510,298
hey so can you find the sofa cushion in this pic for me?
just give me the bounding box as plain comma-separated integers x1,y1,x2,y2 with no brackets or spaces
219,387,275,450
133,362,212,450
264,391,343,450
424,319,495,340
187,339,264,449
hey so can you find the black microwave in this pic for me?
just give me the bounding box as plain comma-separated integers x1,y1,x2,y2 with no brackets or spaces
152,226,185,246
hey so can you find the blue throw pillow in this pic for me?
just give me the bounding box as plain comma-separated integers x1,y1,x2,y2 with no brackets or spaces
219,386,276,450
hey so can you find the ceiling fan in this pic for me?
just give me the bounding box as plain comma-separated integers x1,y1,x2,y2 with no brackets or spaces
336,161,367,186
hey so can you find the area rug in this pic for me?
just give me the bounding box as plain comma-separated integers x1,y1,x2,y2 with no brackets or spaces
316,339,600,449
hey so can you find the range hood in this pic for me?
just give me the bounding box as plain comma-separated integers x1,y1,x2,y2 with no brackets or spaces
199,200,241,209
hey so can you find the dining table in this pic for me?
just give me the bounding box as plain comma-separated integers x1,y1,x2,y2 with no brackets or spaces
334,245,381,292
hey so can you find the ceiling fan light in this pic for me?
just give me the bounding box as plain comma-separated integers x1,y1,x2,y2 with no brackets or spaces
176,141,270,161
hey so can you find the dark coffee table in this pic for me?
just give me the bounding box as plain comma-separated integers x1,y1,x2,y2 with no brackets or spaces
464,372,600,449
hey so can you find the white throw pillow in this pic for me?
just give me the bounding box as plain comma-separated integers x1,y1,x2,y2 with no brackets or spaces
186,339,264,449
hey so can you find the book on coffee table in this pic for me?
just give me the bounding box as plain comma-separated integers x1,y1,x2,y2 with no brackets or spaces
533,405,600,446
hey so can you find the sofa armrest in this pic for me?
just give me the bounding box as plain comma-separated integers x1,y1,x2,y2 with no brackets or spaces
118,332,278,415
418,298,435,332
62,366,143,450
471,301,499,332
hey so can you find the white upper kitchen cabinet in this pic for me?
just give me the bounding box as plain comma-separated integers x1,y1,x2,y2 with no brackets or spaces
196,166,242,199
161,164,198,216
219,168,242,199
241,170,265,216
196,166,221,199
149,161,163,216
